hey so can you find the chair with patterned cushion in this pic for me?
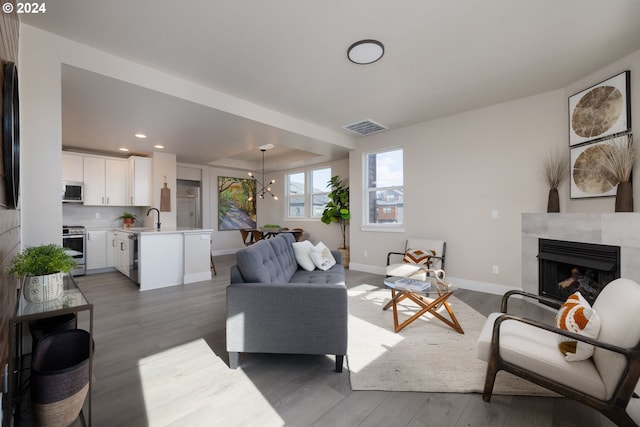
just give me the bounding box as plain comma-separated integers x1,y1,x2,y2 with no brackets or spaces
476,278,640,427
386,238,446,280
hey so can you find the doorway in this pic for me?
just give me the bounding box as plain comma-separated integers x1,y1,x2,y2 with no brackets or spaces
176,179,202,229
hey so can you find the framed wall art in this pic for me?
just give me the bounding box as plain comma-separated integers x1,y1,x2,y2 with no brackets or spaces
218,176,257,230
569,70,631,147
570,139,619,199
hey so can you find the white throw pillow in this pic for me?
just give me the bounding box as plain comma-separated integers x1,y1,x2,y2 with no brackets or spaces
292,240,315,271
309,242,336,271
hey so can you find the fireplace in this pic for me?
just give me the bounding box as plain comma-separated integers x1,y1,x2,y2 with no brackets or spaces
538,238,620,306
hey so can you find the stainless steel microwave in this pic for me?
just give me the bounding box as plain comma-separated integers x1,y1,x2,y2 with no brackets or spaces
62,181,83,203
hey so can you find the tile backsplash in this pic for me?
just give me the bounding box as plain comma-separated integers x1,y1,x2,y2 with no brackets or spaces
63,204,147,228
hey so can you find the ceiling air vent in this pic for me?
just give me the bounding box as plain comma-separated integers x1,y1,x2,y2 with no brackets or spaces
342,119,388,136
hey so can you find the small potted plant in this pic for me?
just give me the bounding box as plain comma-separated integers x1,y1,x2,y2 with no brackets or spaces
8,244,77,303
117,211,138,227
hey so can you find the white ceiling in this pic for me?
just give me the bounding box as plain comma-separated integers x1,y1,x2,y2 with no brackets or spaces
21,0,640,171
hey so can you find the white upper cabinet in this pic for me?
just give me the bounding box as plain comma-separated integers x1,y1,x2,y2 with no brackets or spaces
83,156,127,206
61,152,84,182
128,156,152,206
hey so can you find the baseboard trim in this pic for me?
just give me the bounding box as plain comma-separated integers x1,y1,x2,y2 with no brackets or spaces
348,263,519,295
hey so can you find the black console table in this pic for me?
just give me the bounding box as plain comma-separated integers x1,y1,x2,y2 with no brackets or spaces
3,275,93,427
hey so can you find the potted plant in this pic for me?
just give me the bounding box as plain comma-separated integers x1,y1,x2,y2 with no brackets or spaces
117,211,138,227
597,135,636,212
321,175,350,267
543,150,569,212
8,244,77,303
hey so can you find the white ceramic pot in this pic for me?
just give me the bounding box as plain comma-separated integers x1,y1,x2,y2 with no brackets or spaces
23,272,64,303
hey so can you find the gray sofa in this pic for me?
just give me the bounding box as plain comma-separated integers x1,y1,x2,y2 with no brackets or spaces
226,233,348,372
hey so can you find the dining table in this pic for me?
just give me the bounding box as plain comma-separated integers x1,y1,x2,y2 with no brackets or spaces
241,228,303,244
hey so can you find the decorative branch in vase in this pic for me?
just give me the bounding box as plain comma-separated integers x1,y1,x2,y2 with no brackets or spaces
597,134,636,212
543,150,569,212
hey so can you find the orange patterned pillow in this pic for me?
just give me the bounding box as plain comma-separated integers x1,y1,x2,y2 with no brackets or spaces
403,248,436,265
555,291,601,361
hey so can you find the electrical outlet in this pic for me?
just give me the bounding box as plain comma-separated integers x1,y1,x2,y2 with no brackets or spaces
492,265,499,274
95,212,100,219
491,209,498,219
363,250,368,258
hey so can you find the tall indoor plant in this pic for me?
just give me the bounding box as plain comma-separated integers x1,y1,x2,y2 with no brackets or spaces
321,176,350,266
598,135,636,212
8,244,77,303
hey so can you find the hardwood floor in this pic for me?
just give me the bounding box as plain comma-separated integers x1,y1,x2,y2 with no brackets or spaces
19,255,616,426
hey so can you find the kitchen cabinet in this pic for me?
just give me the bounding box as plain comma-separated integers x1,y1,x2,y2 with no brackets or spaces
83,156,127,206
86,229,109,271
62,152,84,182
128,156,152,206
112,231,131,277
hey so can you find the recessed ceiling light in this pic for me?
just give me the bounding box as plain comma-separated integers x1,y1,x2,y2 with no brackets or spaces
154,144,164,149
134,133,147,139
347,40,384,65
119,147,129,152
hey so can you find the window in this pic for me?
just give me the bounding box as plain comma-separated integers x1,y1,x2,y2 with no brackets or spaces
286,167,331,218
364,148,404,226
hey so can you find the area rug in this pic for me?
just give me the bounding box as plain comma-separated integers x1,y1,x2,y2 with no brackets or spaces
347,284,555,395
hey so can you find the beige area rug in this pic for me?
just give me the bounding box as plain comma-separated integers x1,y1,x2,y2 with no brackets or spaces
347,284,555,395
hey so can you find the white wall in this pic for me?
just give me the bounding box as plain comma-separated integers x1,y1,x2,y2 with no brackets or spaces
349,48,640,294
19,25,63,245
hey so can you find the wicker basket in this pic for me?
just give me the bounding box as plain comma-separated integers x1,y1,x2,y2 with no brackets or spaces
31,329,91,427
23,272,64,303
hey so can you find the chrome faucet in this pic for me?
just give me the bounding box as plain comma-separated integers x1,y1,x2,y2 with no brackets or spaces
147,208,161,230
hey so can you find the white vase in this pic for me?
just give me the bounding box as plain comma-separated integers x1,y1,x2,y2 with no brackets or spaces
23,272,64,303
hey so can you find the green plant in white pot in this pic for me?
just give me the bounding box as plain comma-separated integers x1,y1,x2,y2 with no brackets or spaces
8,244,77,303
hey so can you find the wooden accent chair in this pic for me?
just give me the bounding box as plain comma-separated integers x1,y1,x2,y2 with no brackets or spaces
292,228,304,242
386,238,446,280
477,278,640,427
240,229,253,246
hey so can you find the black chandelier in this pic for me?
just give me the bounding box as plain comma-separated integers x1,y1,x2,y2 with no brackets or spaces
248,145,278,200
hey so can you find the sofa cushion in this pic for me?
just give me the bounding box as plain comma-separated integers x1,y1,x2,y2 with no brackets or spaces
292,240,315,271
236,239,289,283
267,234,298,281
309,242,337,271
403,248,435,265
291,264,345,285
555,291,601,361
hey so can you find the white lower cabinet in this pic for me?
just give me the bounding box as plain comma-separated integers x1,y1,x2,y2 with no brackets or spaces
86,230,108,271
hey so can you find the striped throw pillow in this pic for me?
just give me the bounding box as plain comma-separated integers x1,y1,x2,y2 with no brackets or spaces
555,291,601,361
402,248,436,265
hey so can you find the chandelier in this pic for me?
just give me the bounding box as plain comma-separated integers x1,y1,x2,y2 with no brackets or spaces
248,144,278,200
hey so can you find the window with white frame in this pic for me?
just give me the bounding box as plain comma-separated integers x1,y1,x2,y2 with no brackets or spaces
364,148,404,226
286,167,331,218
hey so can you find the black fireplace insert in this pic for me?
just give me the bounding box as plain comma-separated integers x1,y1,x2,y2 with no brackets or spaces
538,238,620,306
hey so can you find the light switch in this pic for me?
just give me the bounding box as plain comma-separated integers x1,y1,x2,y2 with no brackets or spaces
491,209,498,219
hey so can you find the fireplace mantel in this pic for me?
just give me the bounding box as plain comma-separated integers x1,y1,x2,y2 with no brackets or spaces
522,213,640,295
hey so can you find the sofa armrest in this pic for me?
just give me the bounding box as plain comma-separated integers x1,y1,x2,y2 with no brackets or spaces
226,281,348,356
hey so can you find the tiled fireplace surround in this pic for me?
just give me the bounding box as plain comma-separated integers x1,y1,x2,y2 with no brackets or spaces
522,213,640,297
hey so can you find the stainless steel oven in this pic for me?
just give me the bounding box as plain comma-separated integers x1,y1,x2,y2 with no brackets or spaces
62,225,86,276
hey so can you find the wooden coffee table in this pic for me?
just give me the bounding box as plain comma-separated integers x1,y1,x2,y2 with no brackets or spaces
383,275,464,334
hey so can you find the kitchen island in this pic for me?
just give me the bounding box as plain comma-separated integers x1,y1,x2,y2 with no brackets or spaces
117,227,213,291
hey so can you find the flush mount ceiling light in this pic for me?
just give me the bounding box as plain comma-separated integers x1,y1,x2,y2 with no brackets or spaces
347,39,384,64
248,144,278,201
